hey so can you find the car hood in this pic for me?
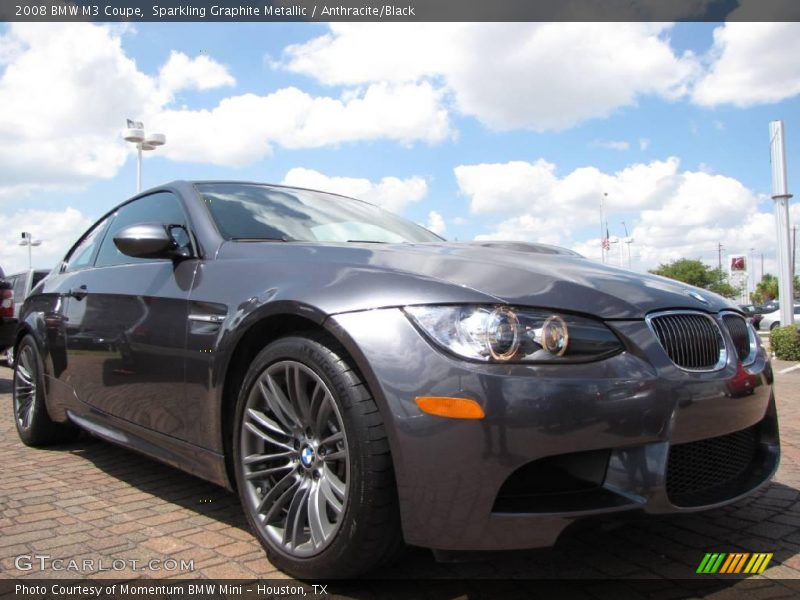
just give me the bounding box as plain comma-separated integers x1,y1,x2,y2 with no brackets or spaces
219,241,738,320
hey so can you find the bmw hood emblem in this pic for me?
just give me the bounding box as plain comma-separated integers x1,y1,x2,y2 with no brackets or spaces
686,290,709,305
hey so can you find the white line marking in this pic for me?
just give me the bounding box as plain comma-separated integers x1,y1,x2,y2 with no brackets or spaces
779,364,800,374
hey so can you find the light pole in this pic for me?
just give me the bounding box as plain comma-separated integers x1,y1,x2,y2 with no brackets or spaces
122,119,166,193
621,221,634,270
19,232,41,269
769,120,793,327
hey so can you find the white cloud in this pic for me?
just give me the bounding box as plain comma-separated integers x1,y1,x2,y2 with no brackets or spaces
281,23,698,131
693,23,800,107
455,157,681,216
426,211,446,236
281,167,428,214
0,23,451,200
153,82,450,167
456,156,782,272
158,50,235,94
0,24,157,195
0,207,93,273
639,138,651,151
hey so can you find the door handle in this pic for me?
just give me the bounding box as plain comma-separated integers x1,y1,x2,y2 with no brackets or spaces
68,285,88,301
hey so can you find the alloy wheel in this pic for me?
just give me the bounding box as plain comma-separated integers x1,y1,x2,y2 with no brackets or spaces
13,344,37,430
240,360,349,557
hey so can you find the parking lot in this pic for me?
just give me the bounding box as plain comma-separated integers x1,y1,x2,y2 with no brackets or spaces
2,362,800,594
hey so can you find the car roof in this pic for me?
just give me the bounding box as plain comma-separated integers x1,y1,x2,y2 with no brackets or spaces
5,269,49,277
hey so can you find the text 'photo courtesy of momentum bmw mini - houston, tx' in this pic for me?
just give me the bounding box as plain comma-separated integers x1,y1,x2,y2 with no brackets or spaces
11,181,778,579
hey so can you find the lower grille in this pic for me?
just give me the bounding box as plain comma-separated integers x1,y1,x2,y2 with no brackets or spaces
648,312,724,370
667,425,760,507
722,313,753,362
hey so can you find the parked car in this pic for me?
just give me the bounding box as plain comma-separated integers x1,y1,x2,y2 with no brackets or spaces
0,269,50,366
0,270,13,363
12,181,779,578
759,304,800,331
740,304,765,330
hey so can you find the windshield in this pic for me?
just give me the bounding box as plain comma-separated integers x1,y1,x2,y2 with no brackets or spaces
196,183,443,244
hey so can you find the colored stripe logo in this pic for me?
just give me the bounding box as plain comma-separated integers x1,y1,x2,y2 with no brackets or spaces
697,552,773,574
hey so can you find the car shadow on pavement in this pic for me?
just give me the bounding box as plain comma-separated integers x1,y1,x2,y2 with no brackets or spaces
53,435,251,532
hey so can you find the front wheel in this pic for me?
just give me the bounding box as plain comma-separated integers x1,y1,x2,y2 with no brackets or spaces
770,322,780,331
233,333,403,579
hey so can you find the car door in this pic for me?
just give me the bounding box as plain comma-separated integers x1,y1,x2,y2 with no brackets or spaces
62,191,200,439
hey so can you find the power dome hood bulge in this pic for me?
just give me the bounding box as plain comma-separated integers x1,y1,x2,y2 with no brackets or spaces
217,241,737,320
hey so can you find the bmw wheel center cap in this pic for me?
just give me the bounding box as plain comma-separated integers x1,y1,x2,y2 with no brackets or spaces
300,445,316,467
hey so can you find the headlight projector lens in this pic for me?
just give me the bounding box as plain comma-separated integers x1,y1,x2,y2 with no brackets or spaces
486,307,521,360
542,315,569,356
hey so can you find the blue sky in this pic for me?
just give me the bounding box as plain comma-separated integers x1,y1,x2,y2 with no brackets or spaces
1,22,798,284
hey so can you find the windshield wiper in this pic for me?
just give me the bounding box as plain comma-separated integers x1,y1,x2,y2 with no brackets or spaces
347,239,388,244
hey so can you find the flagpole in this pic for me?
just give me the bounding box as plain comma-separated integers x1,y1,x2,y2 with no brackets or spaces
600,193,607,263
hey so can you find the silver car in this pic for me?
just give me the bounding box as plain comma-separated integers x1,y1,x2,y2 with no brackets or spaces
759,304,800,331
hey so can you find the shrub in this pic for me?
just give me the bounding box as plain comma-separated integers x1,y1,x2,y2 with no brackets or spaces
770,325,800,361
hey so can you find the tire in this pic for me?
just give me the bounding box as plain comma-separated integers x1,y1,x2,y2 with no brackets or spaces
233,333,403,579
13,334,79,446
770,322,780,331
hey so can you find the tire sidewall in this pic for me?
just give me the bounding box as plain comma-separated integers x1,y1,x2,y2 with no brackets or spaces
232,336,368,578
13,335,46,444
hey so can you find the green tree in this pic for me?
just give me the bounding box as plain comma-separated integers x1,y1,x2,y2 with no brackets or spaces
649,258,741,299
753,274,778,305
752,274,800,304
649,259,717,288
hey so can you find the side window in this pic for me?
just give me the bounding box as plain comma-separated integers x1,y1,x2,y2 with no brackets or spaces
31,271,48,287
95,192,188,268
63,217,111,273
11,275,25,300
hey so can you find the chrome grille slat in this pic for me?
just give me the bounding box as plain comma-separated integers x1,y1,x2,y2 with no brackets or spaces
648,311,725,371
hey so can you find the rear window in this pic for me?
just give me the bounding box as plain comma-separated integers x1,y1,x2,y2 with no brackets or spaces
32,271,48,287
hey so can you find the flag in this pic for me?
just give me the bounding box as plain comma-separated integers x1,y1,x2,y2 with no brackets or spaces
126,118,143,129
601,225,611,250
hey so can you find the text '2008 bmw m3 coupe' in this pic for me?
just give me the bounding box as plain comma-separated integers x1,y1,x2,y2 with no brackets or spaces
12,181,779,578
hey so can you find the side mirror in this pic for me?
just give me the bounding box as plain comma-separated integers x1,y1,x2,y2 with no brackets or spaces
113,223,180,259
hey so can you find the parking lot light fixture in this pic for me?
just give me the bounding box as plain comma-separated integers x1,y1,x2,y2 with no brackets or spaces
19,232,41,269
122,120,166,193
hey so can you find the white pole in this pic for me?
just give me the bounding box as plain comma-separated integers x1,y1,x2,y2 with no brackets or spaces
619,237,624,267
27,237,32,269
626,239,633,270
137,144,142,193
769,121,794,327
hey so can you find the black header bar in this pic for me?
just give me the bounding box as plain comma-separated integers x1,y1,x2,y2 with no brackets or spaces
2,0,799,22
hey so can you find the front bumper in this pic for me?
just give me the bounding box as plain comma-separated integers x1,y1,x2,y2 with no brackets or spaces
330,308,779,551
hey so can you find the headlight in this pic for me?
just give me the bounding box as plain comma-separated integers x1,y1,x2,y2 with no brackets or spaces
404,305,622,363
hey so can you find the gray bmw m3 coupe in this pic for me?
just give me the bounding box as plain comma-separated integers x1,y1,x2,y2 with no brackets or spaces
12,181,779,578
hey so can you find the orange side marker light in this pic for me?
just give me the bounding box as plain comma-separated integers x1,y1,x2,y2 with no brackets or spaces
415,396,485,419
